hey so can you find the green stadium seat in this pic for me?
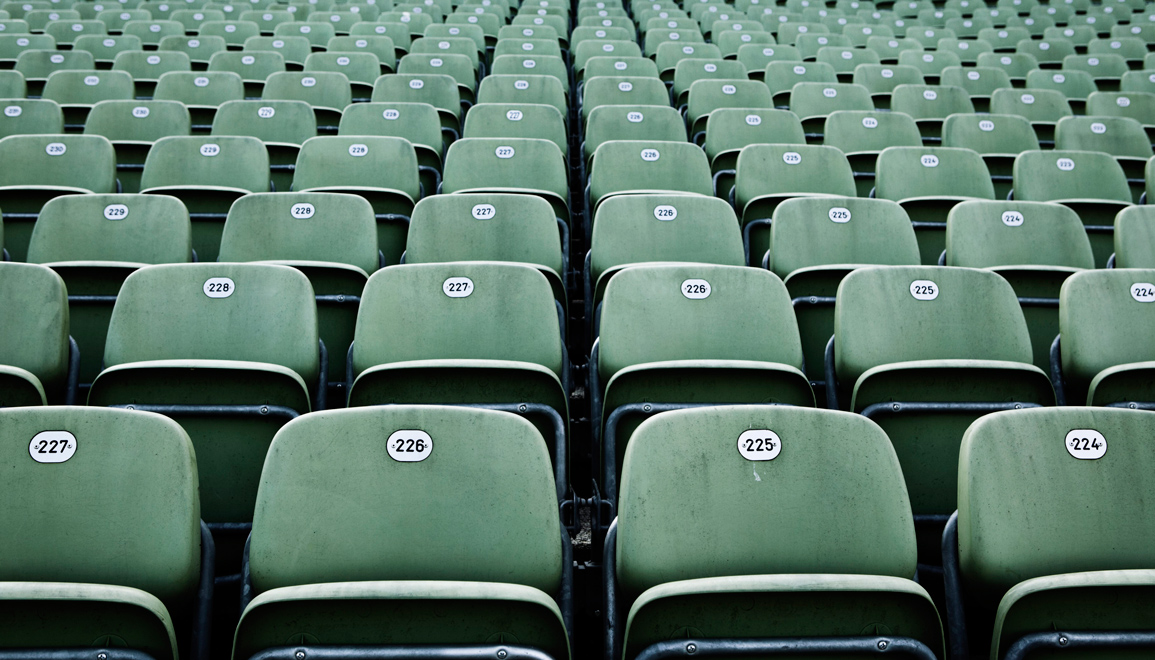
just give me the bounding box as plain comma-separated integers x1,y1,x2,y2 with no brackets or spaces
210,98,314,192
1064,52,1128,92
942,113,1039,200
41,68,133,127
337,100,441,194
74,33,143,66
218,191,376,391
243,34,311,68
274,20,336,48
1086,90,1155,141
232,405,571,659
172,8,226,33
0,133,117,261
139,135,268,260
587,193,743,311
594,263,813,500
940,65,1011,112
207,50,285,98
990,86,1072,144
735,143,856,265
581,54,659,84
0,261,75,405
123,19,185,47
898,48,961,85
685,78,772,141
83,99,191,193
443,136,568,229
97,8,150,32
824,109,922,196
262,69,350,130
112,49,191,97
348,263,570,496
866,35,923,63
304,50,380,97
0,97,62,138
587,139,711,235
1053,268,1155,405
372,71,460,135
0,406,210,660
158,35,228,69
1114,205,1155,268
88,261,321,525
671,57,747,107
768,196,920,393
26,193,191,385
788,80,873,139
328,34,396,73
851,63,924,109
580,76,670,123
42,18,105,46
199,19,260,47
465,102,567,157
15,48,93,96
945,199,1094,370
876,145,996,263
704,107,805,200
608,404,943,660
764,60,836,107
1012,149,1132,266
890,83,974,142
404,192,567,304
153,70,244,129
828,265,1052,533
1016,36,1076,68
1055,115,1152,202
944,406,1155,660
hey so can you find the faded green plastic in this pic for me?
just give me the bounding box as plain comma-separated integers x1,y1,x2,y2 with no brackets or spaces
589,140,711,214
212,99,317,145
1115,205,1155,268
84,100,192,143
617,405,942,660
581,75,670,121
305,51,382,86
112,50,191,81
477,74,567,118
443,136,568,220
0,261,68,405
465,102,567,156
237,405,567,659
264,70,352,113
209,50,288,82
0,98,63,139
959,407,1155,657
584,104,684,163
0,405,200,660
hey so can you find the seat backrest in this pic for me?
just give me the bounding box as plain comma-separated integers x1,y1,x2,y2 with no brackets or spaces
262,70,352,110
735,143,856,206
582,55,660,81
1055,115,1153,159
442,136,566,200
1059,268,1155,385
292,135,420,198
599,264,804,382
875,146,995,201
243,35,311,67
83,99,191,143
42,69,133,105
104,262,319,383
111,49,191,80
351,262,563,377
0,262,69,390
763,60,837,96
371,72,460,118
616,405,917,595
990,86,1072,122
153,71,245,106
1063,52,1128,78
0,133,116,191
211,99,317,145
959,407,1155,597
686,78,773,122
834,265,1033,384
1013,149,1131,203
1086,91,1155,126
404,193,564,275
0,98,62,138
942,113,1039,155
945,199,1094,268
304,51,381,85
890,83,975,119
27,193,191,265
327,35,396,70
207,50,287,81
1025,67,1097,99
249,405,561,594
584,104,686,158
140,135,269,193
218,192,377,274
337,101,440,153
940,65,1011,96
769,197,920,277
852,63,925,94
898,48,962,75
788,81,874,118
1115,205,1155,268
591,194,744,278
589,140,712,205
704,108,806,160
463,102,566,154
158,35,228,63
581,76,671,117
0,406,200,604
15,48,94,79
823,109,923,154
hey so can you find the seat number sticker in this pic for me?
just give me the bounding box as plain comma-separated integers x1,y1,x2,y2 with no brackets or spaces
387,429,432,462
471,204,495,219
46,142,66,156
204,277,234,298
291,203,315,219
682,279,711,299
495,145,514,158
443,276,474,297
29,431,77,463
738,429,781,461
829,207,850,223
1002,210,1024,227
1065,429,1106,459
104,204,129,220
654,205,677,221
1131,283,1155,302
910,280,938,300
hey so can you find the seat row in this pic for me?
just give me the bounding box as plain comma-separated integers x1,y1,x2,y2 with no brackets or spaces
4,401,1155,660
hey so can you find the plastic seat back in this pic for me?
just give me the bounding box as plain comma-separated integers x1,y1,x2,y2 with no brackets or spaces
0,97,62,138
0,262,69,405
588,140,712,209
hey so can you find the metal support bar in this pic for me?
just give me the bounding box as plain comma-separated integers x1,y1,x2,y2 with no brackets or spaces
65,337,79,406
1017,297,1059,307
108,404,301,421
741,217,771,268
712,168,735,200
824,335,839,411
941,512,968,660
246,645,557,660
67,295,118,304
861,401,1042,419
315,294,361,305
604,520,619,660
633,637,939,660
0,650,159,660
1050,335,1066,407
1107,401,1155,410
1003,631,1155,660
193,521,216,660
